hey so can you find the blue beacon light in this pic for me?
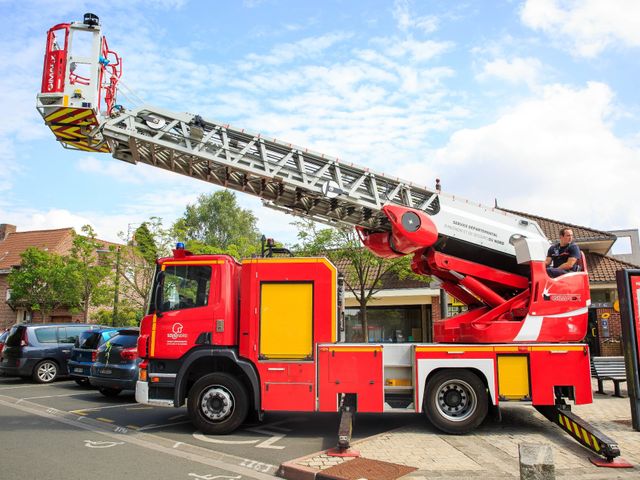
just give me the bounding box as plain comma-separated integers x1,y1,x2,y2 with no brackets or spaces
176,242,185,250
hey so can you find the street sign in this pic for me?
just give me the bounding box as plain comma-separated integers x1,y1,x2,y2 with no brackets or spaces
616,269,640,431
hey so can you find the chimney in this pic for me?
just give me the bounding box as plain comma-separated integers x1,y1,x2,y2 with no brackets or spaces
0,224,16,241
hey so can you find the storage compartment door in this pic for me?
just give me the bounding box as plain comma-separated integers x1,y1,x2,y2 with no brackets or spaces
497,355,531,401
260,282,313,360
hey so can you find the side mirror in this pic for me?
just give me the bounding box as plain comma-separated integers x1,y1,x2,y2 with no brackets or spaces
154,271,165,317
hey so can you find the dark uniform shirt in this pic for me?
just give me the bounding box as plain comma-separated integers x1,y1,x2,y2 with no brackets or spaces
547,242,581,270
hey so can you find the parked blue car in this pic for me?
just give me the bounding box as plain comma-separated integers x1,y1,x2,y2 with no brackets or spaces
90,328,140,397
0,324,102,383
68,327,119,386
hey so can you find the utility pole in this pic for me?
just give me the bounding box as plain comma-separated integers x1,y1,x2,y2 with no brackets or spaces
112,245,121,327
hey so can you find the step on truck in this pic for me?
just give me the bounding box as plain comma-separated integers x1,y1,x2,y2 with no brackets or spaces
36,13,624,464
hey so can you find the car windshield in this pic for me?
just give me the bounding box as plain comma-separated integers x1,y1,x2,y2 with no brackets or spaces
77,331,101,349
104,333,138,349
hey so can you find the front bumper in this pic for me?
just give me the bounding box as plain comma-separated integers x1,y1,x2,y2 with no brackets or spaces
135,380,174,407
90,375,137,391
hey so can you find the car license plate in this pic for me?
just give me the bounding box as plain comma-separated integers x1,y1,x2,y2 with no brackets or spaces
100,368,112,375
73,367,83,373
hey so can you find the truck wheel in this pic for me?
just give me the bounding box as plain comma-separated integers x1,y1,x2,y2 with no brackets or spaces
188,373,248,435
423,369,488,434
33,360,58,384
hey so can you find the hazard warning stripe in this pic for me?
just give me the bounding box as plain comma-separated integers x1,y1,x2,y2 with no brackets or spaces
557,413,602,451
45,107,95,126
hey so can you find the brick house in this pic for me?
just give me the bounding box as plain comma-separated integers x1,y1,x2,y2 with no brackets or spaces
0,224,120,329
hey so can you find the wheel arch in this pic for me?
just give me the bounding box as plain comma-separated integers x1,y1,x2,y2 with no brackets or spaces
175,348,260,412
416,359,497,412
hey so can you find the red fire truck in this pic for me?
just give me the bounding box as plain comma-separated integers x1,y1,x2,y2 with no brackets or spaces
36,14,622,463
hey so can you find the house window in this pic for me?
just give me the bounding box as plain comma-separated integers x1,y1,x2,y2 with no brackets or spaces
345,306,423,343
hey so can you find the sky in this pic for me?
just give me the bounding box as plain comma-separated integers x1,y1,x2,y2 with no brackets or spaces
1,0,639,251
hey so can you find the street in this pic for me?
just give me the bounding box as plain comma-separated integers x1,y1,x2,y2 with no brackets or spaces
0,376,418,479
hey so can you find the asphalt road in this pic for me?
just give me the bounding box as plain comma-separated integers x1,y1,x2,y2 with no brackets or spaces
0,376,420,478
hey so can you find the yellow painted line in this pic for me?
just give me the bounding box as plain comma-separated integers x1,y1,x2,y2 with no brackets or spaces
97,417,115,423
494,346,530,352
415,346,494,352
150,313,157,357
531,346,584,351
126,425,140,430
71,410,88,415
326,347,382,353
169,414,184,420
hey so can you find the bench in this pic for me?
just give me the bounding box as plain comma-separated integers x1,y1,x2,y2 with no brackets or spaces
591,356,627,397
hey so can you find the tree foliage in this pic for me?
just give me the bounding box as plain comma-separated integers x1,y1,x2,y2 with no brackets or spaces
70,225,112,322
7,247,80,322
173,190,261,258
115,218,171,320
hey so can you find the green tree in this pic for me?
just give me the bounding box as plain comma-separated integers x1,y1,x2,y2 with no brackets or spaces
70,225,112,322
7,248,80,322
292,219,427,342
112,218,173,324
173,190,261,257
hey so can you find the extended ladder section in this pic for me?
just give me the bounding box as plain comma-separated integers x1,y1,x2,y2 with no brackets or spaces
36,14,590,345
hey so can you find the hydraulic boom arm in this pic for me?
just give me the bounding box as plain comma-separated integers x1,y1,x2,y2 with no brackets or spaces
36,14,591,344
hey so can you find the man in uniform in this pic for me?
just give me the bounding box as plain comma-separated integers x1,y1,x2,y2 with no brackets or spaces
546,228,581,278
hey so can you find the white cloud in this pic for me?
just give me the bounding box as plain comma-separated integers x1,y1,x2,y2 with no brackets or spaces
393,0,439,33
399,81,640,230
521,0,640,57
476,57,543,87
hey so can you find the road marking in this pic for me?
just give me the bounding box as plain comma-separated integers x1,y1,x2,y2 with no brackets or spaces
0,384,53,391
139,420,191,431
173,441,186,449
188,474,241,480
85,440,125,448
127,406,154,410
70,402,138,414
23,392,96,400
97,417,115,423
0,396,277,479
127,424,140,430
193,433,259,445
169,414,185,420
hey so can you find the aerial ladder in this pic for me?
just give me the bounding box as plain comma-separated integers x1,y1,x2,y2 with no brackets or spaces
35,14,627,466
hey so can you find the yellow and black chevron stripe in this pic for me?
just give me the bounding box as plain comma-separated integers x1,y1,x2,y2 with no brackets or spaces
557,412,601,453
44,107,110,153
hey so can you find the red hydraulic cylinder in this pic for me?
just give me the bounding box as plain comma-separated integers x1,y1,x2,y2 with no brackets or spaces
450,270,506,308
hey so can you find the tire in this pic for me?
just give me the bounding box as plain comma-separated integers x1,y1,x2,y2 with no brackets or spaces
188,373,249,435
423,369,488,434
99,387,122,397
74,378,90,387
32,360,59,384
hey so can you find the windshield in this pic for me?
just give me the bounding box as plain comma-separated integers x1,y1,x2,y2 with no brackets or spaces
149,264,212,314
103,333,138,349
77,331,101,349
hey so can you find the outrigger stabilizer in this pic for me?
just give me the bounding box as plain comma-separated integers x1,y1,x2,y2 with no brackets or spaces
535,401,632,468
327,394,360,458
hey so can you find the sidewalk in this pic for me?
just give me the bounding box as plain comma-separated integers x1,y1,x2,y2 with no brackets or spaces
279,380,640,479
